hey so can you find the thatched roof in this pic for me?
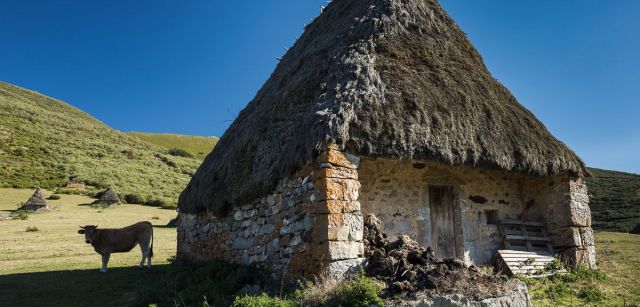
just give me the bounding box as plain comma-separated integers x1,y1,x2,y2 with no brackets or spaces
22,187,47,208
179,0,586,214
94,187,121,205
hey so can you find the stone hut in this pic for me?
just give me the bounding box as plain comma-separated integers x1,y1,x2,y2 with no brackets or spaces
93,186,121,206
177,0,596,277
20,187,49,211
65,181,86,189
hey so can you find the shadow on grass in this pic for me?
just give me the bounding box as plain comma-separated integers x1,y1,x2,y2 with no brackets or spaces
152,224,176,229
0,265,169,307
2,208,28,213
77,203,112,208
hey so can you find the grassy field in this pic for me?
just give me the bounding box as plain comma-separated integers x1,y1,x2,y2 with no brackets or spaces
524,231,640,306
128,132,217,160
0,82,201,207
0,188,177,306
1,188,639,306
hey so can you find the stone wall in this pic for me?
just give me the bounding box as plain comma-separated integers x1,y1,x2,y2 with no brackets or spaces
177,165,321,276
533,177,596,268
359,158,596,268
178,145,595,276
359,159,524,265
177,145,365,277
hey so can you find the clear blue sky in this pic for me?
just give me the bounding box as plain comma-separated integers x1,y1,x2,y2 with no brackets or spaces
1,1,638,174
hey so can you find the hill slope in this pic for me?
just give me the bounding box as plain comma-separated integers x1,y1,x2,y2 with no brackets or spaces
127,132,217,160
586,167,640,232
0,82,200,207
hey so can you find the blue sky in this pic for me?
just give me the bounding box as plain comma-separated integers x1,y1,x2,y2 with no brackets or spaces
1,1,638,174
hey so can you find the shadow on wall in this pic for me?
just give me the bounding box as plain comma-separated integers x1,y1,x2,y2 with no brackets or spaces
0,265,170,307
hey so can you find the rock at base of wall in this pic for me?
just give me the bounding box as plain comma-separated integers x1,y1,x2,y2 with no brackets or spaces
406,280,531,307
325,258,366,278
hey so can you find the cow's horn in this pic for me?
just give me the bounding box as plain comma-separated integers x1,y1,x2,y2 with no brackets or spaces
79,225,85,229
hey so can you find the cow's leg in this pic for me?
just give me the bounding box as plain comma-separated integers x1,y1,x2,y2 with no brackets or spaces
147,250,152,268
101,253,110,273
138,244,146,268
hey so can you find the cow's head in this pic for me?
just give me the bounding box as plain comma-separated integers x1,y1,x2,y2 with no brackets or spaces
78,225,99,244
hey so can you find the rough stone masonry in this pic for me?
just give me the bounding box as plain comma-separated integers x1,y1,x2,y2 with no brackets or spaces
178,145,366,277
177,144,595,277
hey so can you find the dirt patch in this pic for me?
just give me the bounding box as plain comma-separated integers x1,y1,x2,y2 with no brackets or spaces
363,214,511,301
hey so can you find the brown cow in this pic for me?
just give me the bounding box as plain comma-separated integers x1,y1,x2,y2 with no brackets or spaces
78,222,153,272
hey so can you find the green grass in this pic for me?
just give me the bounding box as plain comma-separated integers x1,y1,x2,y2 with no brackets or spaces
0,188,177,306
586,167,640,232
128,132,217,160
138,258,273,306
0,82,201,207
524,231,640,306
1,188,639,306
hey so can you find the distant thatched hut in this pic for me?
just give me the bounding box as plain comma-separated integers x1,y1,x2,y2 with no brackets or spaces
20,187,49,211
93,187,121,206
177,0,596,277
65,181,86,189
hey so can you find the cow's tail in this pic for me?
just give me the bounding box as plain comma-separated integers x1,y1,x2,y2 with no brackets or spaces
147,221,154,258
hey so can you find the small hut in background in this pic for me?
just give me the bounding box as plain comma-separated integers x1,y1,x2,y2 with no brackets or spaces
20,187,49,211
65,181,86,189
93,186,121,206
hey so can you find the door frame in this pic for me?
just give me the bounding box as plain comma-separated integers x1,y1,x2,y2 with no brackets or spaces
427,184,464,260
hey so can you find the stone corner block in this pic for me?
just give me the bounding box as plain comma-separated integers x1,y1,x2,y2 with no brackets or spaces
315,178,360,201
314,212,364,242
563,246,597,269
324,258,366,278
318,145,359,169
321,241,364,260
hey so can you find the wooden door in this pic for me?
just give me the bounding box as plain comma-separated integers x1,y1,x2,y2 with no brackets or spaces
429,185,457,259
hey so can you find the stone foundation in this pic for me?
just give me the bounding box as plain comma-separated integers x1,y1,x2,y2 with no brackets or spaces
177,145,596,277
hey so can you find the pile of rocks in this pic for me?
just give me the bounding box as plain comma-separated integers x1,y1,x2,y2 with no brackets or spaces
363,214,512,301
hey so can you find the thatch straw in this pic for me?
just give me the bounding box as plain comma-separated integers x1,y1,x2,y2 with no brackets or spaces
179,0,586,214
21,187,48,210
93,186,121,205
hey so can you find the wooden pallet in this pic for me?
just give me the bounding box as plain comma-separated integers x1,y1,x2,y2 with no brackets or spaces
497,250,566,276
497,219,565,276
498,219,554,254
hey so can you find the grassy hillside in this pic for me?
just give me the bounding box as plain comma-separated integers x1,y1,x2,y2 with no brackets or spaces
0,82,200,207
127,132,217,160
586,167,640,233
